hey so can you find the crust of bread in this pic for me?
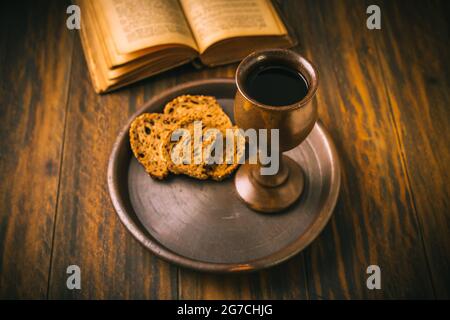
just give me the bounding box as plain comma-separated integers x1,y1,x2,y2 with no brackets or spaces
129,113,177,179
164,95,232,128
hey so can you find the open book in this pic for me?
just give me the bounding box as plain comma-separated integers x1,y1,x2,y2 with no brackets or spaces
77,0,296,93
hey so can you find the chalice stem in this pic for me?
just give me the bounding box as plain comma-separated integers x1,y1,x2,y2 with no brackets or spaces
251,153,289,188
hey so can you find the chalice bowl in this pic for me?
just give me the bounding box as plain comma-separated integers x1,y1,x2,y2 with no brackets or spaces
234,49,319,212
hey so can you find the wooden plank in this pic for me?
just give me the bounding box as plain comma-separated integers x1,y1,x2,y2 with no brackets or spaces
279,0,436,298
179,255,309,299
47,38,181,299
0,0,74,298
374,0,450,298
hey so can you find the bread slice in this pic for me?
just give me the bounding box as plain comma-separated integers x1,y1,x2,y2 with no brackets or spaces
206,126,246,181
164,117,245,181
163,95,233,128
163,116,211,180
129,113,178,179
130,95,242,181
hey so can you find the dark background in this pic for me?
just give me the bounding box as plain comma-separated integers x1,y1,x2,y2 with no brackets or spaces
0,0,449,299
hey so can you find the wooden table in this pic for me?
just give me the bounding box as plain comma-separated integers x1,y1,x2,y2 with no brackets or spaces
0,0,449,299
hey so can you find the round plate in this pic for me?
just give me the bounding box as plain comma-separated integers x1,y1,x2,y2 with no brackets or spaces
107,78,340,273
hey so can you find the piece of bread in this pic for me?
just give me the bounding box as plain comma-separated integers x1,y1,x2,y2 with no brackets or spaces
130,95,242,181
163,116,212,180
164,117,245,181
129,113,178,179
163,95,233,128
206,126,246,181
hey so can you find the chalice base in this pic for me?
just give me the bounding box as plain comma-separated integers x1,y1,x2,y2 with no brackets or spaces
234,155,304,213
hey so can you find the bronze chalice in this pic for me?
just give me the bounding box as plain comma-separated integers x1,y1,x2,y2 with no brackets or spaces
234,49,319,212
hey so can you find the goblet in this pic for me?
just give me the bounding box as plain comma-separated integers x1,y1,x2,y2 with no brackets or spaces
234,49,319,212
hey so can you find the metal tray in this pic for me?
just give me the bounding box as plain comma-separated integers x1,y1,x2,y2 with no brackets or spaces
107,78,340,272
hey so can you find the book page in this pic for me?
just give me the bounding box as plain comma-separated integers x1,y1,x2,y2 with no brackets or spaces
97,0,198,54
179,0,286,53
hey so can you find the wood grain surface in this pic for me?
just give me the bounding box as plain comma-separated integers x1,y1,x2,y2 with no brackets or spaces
0,0,448,299
0,1,74,298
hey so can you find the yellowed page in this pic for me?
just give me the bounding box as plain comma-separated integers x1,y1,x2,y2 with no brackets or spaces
79,8,193,93
88,0,142,67
97,0,198,54
179,0,286,53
